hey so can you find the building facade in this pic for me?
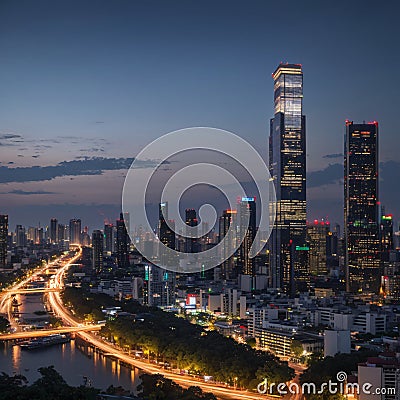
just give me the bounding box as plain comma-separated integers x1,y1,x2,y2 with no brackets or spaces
0,214,8,268
269,63,307,295
116,213,129,268
92,229,104,273
344,121,380,293
238,197,256,276
69,219,82,245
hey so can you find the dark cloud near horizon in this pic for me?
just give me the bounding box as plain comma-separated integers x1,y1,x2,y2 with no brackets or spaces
0,157,134,184
0,157,167,184
6,189,58,195
307,163,343,188
323,153,343,159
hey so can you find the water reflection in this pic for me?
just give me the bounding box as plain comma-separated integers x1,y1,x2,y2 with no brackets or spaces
0,340,141,392
12,343,21,374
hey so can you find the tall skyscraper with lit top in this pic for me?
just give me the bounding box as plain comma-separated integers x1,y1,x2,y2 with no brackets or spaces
344,120,380,293
269,63,307,295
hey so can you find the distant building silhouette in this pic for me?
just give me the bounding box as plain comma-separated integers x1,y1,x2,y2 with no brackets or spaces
92,229,104,273
116,213,129,268
0,214,8,268
69,219,81,245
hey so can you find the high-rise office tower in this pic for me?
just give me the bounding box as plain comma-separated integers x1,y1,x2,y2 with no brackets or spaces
380,214,393,263
238,197,256,276
116,213,129,268
0,215,8,268
92,229,104,273
269,63,307,295
15,225,26,247
344,121,380,293
123,212,131,236
143,264,176,307
158,202,176,267
219,209,237,279
50,218,58,244
185,208,199,253
69,219,82,245
81,226,90,247
307,220,330,276
37,227,44,245
104,223,114,253
27,227,35,243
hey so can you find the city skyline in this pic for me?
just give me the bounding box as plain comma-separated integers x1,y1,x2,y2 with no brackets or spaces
1,1,400,229
2,3,400,398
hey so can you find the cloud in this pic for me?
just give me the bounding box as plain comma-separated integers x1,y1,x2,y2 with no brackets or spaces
307,163,343,188
79,147,105,153
0,131,24,146
6,189,58,195
0,157,163,184
323,153,343,159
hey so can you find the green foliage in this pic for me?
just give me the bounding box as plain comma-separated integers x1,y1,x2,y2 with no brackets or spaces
62,287,118,320
0,366,99,400
0,316,10,333
0,367,218,400
64,287,294,390
290,339,304,358
138,374,217,400
300,349,379,399
102,313,293,389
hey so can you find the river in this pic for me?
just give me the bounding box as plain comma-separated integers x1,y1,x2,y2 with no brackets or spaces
0,338,142,391
0,293,142,392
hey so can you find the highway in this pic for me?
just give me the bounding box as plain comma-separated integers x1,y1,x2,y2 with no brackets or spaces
7,288,61,295
0,254,71,330
0,325,103,340
46,248,272,400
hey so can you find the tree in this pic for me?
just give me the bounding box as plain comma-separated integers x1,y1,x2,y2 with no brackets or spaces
0,316,10,333
290,339,304,358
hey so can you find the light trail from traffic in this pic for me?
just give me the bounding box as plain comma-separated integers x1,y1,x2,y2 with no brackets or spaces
0,325,103,340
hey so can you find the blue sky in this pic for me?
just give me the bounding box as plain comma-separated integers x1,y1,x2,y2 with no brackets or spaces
0,0,399,230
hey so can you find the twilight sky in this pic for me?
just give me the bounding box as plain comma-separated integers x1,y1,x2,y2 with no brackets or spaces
0,0,399,231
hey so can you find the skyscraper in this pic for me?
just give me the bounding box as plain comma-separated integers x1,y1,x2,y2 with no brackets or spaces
0,215,8,268
344,121,380,293
123,212,131,236
307,220,330,276
185,208,199,253
269,63,307,295
104,223,114,253
92,229,104,273
69,219,82,245
219,209,237,279
158,202,176,268
380,214,393,263
50,218,58,244
116,213,129,268
238,197,256,276
15,225,26,247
